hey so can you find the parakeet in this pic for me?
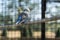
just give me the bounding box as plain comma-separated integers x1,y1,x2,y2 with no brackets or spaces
16,8,30,24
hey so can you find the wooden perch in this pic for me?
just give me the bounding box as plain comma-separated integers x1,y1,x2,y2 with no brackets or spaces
0,16,60,28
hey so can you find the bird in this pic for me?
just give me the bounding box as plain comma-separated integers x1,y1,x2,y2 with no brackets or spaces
16,7,30,24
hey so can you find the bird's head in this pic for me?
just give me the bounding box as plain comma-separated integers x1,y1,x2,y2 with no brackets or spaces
23,8,30,14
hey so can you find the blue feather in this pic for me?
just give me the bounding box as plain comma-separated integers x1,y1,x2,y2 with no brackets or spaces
16,16,22,24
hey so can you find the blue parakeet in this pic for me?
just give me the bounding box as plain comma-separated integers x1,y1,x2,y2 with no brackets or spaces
16,7,30,24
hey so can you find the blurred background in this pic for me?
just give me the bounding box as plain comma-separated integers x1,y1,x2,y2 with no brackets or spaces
0,0,60,40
